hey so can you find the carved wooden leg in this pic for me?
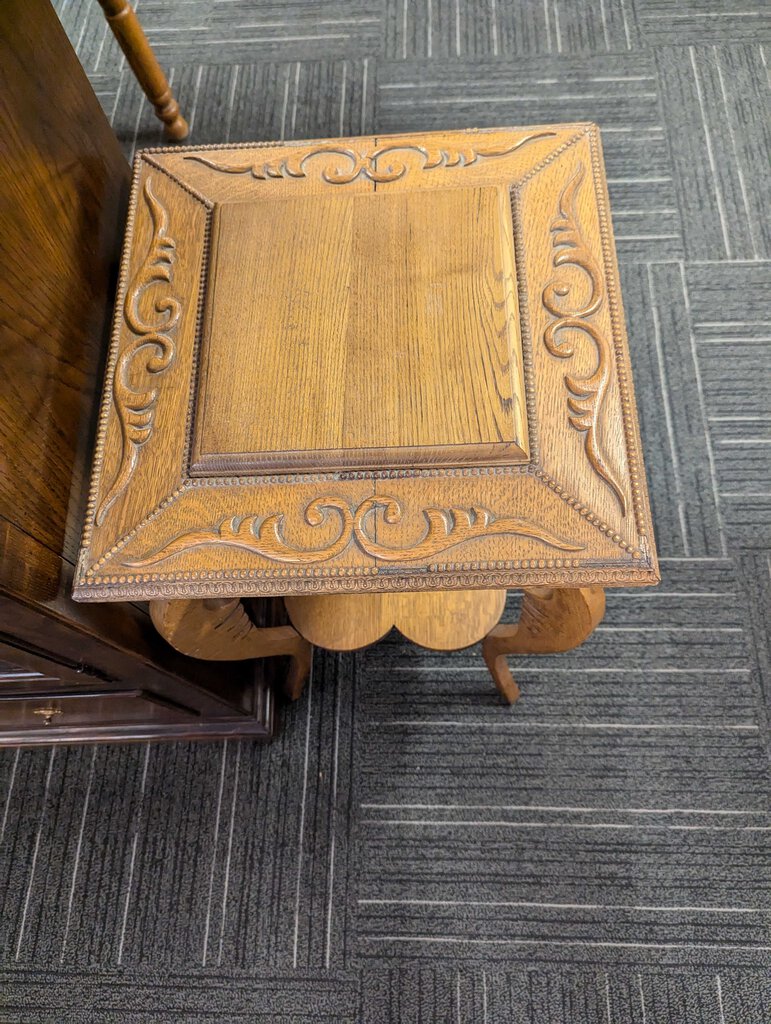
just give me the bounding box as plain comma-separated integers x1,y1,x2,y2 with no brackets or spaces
149,598,312,700
96,0,189,140
482,587,606,704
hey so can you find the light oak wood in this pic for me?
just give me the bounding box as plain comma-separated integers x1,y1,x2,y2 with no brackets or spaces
192,186,528,473
96,0,188,141
285,589,507,652
72,125,659,705
150,598,311,700
483,586,606,703
74,126,658,604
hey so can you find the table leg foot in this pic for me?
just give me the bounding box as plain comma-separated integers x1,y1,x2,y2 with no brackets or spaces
482,587,605,704
284,636,312,702
149,598,312,699
483,645,522,704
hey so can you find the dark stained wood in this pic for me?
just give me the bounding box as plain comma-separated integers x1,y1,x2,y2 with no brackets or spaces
0,0,272,746
1,0,128,565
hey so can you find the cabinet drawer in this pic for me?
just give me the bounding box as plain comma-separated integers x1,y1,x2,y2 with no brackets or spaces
0,639,112,693
0,689,197,732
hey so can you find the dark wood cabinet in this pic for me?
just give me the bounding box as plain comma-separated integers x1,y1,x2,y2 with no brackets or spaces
0,0,274,746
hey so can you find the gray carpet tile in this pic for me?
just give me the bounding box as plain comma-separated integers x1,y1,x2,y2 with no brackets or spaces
0,967,361,1022
655,44,771,262
109,55,376,155
634,1,771,47
684,262,771,550
375,55,682,262
2,0,769,1019
620,263,724,557
738,551,771,741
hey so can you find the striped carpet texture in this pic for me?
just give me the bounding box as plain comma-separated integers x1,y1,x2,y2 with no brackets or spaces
2,1,770,1020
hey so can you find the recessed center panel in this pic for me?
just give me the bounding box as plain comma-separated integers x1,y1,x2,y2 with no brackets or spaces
190,185,529,475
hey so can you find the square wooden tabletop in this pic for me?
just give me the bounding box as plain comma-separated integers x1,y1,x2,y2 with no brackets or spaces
74,124,658,601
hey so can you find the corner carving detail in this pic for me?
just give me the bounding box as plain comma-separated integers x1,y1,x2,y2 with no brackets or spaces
183,131,557,185
542,164,626,514
122,496,584,568
96,178,180,525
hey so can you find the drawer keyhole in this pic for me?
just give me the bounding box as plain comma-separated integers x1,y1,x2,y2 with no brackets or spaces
32,706,62,727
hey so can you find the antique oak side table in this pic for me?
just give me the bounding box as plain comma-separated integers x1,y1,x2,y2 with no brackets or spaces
73,125,659,710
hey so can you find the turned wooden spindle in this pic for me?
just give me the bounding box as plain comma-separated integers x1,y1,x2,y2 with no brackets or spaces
96,0,188,140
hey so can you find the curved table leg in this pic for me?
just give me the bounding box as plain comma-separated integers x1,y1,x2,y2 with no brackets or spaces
482,587,606,704
96,0,189,140
149,598,312,700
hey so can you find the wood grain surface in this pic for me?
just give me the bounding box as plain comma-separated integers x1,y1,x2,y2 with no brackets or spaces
74,125,659,602
483,586,607,703
150,598,311,699
193,185,528,473
0,0,273,746
284,588,507,651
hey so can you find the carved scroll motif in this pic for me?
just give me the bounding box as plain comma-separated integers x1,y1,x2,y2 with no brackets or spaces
351,498,583,562
184,131,557,186
122,495,584,568
96,178,180,526
542,164,626,514
126,498,354,567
